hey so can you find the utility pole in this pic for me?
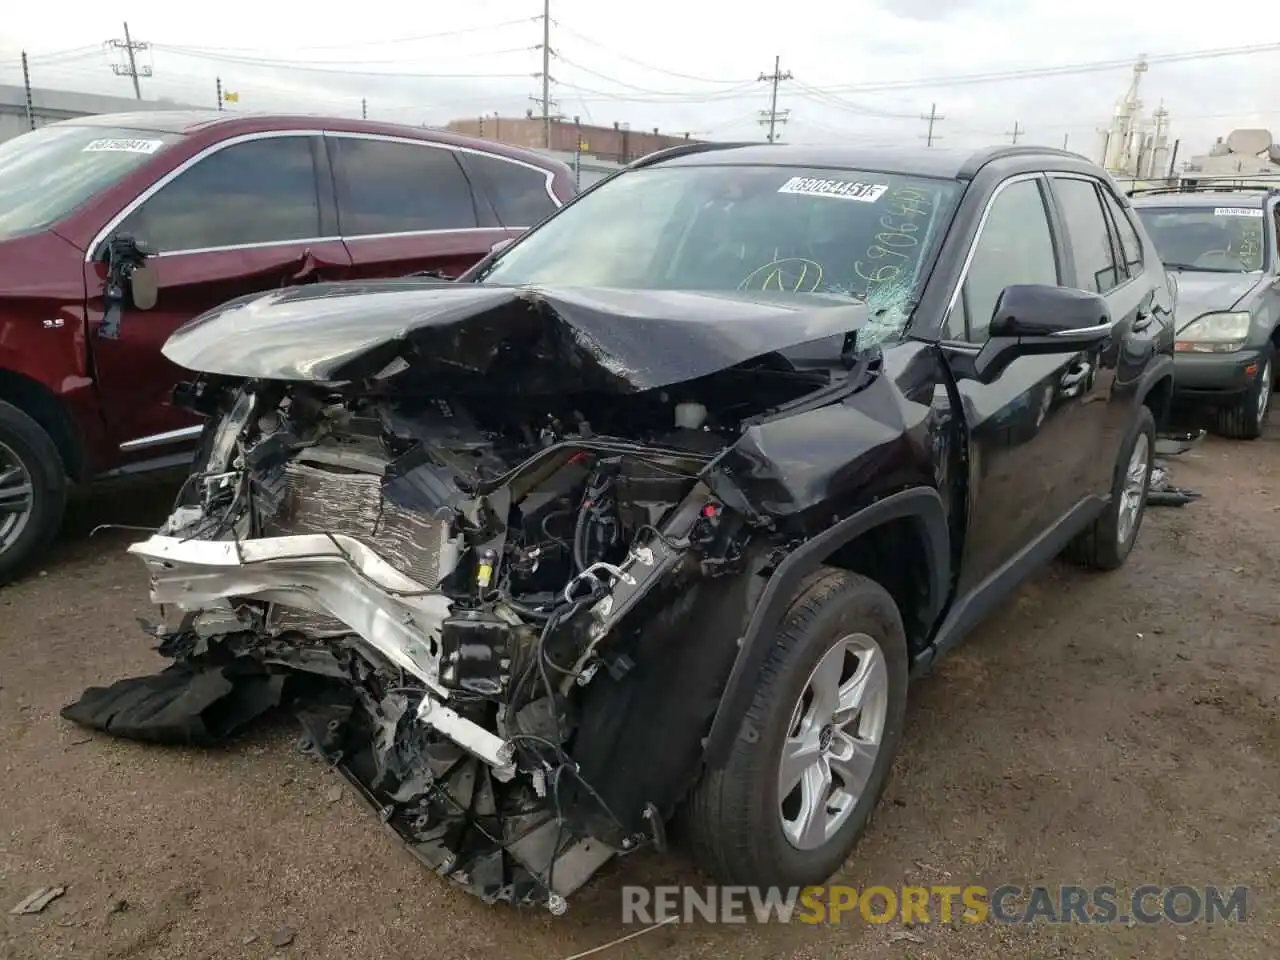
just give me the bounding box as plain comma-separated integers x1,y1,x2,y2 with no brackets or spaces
1006,120,1024,144
757,55,792,143
920,103,944,147
1062,133,1069,150
216,77,223,111
21,51,34,130
362,98,367,120
530,0,558,148
109,21,151,99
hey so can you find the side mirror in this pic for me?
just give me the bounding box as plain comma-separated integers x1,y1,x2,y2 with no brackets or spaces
130,261,158,310
976,284,1112,381
489,237,515,256
98,233,156,340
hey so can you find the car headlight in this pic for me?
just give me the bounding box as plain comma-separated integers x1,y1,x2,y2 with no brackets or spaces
1175,311,1251,353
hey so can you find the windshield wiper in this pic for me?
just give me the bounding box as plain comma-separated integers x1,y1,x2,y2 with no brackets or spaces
1162,262,1242,274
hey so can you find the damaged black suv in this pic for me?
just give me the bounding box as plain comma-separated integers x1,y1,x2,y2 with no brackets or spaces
77,142,1175,911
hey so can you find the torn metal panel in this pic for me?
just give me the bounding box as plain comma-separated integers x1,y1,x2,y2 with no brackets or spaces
129,533,454,690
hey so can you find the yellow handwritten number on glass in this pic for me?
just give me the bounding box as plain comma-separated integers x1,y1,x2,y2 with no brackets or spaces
739,258,825,292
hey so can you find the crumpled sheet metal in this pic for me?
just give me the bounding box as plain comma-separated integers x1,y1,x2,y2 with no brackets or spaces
161,279,869,393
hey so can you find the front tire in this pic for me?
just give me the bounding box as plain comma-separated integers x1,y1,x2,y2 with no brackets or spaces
1063,404,1155,571
0,400,68,586
1211,345,1273,440
681,568,909,887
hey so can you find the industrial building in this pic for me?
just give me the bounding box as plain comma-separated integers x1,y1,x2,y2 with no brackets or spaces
0,83,194,142
1095,57,1174,181
446,113,699,165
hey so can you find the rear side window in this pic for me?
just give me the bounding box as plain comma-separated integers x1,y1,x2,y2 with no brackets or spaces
1100,189,1144,277
466,153,559,226
331,138,478,236
119,136,321,253
1051,176,1122,294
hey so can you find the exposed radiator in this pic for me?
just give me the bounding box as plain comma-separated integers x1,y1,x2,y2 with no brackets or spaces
262,460,454,635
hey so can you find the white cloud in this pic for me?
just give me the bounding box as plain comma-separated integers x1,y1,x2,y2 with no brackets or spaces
2,0,1279,159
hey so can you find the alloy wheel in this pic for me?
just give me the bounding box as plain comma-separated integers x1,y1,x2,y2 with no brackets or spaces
1257,359,1272,423
777,632,889,850
0,440,35,555
1116,431,1150,547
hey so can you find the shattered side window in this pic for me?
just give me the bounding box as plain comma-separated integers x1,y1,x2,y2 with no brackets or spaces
481,165,962,315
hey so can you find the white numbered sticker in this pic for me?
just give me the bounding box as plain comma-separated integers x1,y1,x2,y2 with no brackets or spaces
1213,207,1263,218
82,138,165,155
777,176,889,203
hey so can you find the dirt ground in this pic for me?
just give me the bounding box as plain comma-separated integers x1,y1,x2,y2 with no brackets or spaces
1,425,1277,960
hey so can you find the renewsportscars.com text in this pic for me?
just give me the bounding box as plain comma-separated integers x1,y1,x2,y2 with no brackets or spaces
621,884,1248,925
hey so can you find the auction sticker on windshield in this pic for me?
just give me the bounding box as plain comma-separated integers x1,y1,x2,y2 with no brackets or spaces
778,177,889,203
1213,207,1263,218
82,138,165,154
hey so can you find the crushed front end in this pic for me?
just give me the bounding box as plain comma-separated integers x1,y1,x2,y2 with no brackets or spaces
124,373,781,910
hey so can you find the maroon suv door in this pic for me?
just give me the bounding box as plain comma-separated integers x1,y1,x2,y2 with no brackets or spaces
324,133,513,280
84,132,351,459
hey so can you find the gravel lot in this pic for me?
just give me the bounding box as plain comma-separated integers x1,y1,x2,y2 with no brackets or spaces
2,425,1277,960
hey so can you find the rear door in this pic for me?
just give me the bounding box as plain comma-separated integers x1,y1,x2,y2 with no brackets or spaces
85,132,351,459
939,174,1108,593
1046,175,1151,492
326,134,512,280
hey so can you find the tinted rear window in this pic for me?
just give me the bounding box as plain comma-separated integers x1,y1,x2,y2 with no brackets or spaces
330,138,478,235
0,124,180,241
466,153,559,226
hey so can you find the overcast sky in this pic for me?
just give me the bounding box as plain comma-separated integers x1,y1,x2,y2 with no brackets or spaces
2,0,1278,161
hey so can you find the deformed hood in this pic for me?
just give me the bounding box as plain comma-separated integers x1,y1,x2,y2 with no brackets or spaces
162,280,869,393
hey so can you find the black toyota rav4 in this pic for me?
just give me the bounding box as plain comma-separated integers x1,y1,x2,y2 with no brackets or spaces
72,143,1175,911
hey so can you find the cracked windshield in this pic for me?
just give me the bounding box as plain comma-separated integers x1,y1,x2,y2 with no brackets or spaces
482,165,959,337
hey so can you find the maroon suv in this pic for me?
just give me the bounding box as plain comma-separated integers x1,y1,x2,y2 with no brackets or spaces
0,111,577,583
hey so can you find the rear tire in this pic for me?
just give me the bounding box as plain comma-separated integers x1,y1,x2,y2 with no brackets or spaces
1211,345,1273,440
1063,404,1155,571
680,568,909,887
0,400,67,586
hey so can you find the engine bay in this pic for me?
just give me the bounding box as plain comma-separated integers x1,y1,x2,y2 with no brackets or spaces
113,359,828,909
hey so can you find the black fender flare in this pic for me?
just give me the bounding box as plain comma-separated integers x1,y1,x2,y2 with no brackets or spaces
701,486,951,768
1134,354,1175,428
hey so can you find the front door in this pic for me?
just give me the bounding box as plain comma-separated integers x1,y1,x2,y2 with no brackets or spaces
85,133,352,460
939,174,1109,594
325,134,511,281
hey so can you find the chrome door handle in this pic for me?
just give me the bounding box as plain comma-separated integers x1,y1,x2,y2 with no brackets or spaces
1060,360,1093,393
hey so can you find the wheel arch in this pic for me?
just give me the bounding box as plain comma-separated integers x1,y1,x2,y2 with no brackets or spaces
1136,355,1175,429
701,486,950,769
0,368,87,483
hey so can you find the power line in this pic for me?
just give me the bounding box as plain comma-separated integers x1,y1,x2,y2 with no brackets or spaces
920,103,945,147
550,21,752,85
758,55,792,143
1006,120,1024,144
815,41,1280,94
107,21,150,99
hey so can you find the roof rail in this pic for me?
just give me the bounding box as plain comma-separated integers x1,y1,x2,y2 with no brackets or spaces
1126,180,1280,199
957,144,1087,179
627,140,763,170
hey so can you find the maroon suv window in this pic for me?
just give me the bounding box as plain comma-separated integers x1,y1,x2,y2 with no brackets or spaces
119,136,321,253
466,152,559,227
330,137,479,236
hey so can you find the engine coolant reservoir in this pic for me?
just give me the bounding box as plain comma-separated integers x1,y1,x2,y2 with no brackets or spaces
674,402,707,430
